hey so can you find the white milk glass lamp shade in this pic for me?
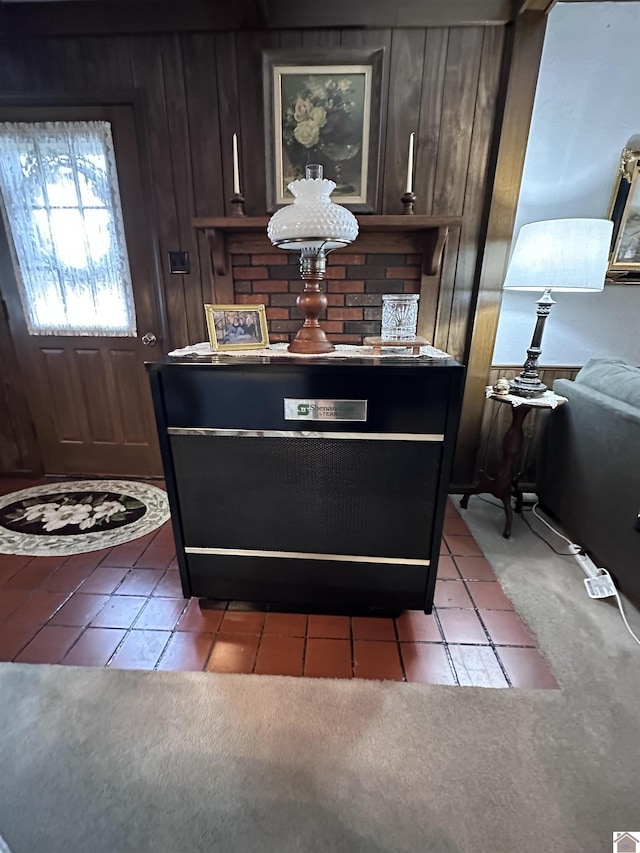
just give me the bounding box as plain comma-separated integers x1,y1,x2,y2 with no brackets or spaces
267,164,359,251
503,218,613,292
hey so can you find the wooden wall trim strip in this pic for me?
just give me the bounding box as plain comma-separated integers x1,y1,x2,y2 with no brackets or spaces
452,10,548,485
2,0,515,38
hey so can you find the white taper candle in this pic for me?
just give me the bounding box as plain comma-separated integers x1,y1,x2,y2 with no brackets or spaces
232,133,240,194
405,132,415,194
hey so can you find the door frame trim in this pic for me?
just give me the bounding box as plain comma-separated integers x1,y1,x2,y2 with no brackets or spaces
0,92,167,475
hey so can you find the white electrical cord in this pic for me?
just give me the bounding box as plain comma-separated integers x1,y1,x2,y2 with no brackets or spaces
532,502,580,553
531,503,640,648
606,568,640,647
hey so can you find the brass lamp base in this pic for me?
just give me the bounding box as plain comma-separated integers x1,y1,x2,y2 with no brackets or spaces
288,248,335,355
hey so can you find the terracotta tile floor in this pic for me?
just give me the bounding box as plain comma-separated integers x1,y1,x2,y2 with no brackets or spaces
0,480,558,688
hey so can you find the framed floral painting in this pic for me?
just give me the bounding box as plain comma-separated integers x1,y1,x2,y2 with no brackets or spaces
263,49,385,212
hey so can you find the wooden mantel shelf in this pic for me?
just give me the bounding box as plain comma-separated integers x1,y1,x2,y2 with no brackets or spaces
193,215,462,232
193,214,462,284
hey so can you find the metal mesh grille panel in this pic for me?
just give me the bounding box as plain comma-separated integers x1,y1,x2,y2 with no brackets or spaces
171,435,441,560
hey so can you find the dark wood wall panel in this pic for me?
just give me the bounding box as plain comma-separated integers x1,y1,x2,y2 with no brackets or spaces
162,34,206,343
446,26,503,359
416,28,448,216
381,28,426,214
80,36,133,88
432,28,484,359
0,38,30,90
235,30,280,217
278,31,304,50
212,32,239,218
0,300,41,473
340,27,392,198
0,22,509,474
301,29,342,49
129,35,190,348
433,29,484,217
186,33,224,300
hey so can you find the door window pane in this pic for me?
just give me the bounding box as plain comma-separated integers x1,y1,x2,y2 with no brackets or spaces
0,120,136,336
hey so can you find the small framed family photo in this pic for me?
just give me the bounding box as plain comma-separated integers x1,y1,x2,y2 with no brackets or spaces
204,304,269,352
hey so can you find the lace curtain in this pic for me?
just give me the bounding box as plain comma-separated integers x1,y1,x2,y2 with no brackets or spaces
0,120,136,336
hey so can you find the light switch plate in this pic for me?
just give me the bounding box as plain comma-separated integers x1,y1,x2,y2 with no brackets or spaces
168,251,190,274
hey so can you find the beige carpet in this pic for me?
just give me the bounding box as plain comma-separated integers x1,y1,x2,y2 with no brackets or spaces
1,500,638,853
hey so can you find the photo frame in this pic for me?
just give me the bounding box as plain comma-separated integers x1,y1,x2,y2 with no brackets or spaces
608,140,640,280
263,48,385,213
204,304,269,352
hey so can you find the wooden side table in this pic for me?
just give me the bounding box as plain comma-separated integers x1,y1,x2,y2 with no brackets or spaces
460,389,567,538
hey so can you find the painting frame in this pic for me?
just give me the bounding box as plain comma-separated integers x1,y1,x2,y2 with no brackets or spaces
263,48,385,214
608,145,640,279
204,304,269,352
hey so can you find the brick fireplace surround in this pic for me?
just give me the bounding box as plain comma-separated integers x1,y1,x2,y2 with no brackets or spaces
232,251,423,345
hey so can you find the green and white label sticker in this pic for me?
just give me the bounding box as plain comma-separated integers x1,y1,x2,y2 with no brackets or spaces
284,399,368,422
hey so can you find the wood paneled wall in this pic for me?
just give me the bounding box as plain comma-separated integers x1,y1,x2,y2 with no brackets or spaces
0,26,505,352
0,23,508,473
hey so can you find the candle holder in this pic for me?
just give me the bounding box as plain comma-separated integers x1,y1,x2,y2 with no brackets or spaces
230,193,246,217
401,191,416,214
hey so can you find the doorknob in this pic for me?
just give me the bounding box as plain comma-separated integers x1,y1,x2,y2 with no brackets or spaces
141,332,157,346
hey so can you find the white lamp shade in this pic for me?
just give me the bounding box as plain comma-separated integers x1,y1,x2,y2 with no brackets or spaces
267,174,359,252
503,218,613,292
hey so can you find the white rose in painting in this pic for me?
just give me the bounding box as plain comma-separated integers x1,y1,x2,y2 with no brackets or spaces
309,106,327,128
337,79,351,93
42,503,93,532
294,119,320,148
92,500,126,522
293,97,312,122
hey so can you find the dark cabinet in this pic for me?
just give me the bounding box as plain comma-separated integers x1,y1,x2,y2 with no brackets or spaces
147,355,464,613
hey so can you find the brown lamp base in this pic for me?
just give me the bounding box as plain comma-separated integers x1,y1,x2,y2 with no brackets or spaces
288,327,335,354
287,248,335,355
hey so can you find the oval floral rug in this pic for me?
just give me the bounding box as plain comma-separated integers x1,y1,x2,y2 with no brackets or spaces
0,480,170,557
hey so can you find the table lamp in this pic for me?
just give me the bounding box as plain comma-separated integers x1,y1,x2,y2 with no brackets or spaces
502,218,613,398
267,164,358,354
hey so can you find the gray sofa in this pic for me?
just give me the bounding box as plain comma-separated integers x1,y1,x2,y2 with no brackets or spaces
537,358,640,602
